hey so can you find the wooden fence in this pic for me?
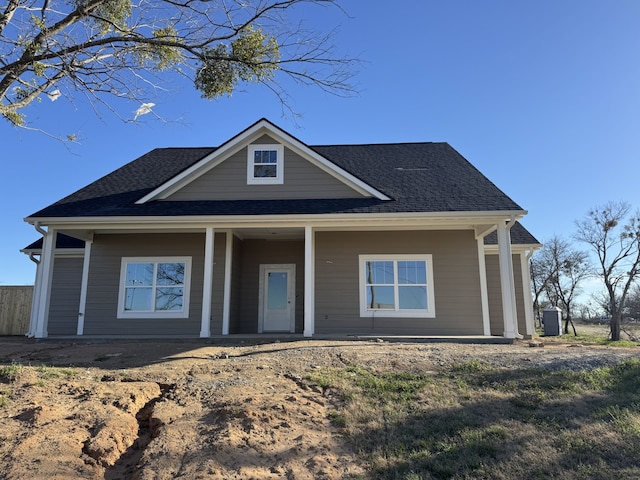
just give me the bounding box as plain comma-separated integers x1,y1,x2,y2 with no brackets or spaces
0,286,33,335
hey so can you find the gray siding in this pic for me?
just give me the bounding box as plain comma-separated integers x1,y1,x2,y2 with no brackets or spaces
486,253,527,336
486,255,503,335
230,235,243,333
166,136,364,201
48,257,83,336
232,239,304,334
314,231,484,335
210,233,228,335
83,232,226,336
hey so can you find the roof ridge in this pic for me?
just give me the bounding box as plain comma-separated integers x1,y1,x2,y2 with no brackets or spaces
312,141,445,147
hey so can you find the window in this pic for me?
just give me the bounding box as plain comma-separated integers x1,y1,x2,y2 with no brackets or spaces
247,144,284,184
117,257,191,319
359,254,435,318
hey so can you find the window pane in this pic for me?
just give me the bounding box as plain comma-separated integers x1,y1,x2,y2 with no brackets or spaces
398,261,427,284
399,286,428,310
267,271,288,309
125,263,153,286
156,263,185,286
254,150,277,164
366,285,395,309
155,287,184,311
125,287,152,311
254,164,277,178
366,261,394,284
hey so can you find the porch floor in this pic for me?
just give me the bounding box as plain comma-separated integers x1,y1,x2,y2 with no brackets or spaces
28,334,517,345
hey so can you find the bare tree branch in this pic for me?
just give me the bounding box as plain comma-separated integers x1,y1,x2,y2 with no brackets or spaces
575,201,640,340
1,0,358,128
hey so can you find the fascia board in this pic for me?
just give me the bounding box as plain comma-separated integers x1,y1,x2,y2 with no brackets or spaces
20,248,85,256
25,210,527,230
136,119,390,204
484,243,542,253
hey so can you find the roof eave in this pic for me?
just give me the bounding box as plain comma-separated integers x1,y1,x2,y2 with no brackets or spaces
25,209,528,230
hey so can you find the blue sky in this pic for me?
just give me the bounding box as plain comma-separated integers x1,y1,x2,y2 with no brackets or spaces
3,0,640,287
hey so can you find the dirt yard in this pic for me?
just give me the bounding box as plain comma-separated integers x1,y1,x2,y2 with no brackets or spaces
1,337,639,480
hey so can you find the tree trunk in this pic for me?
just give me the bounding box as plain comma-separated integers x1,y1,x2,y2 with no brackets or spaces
610,315,621,341
563,315,578,336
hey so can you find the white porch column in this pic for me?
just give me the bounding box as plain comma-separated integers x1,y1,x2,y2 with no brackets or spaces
520,251,535,337
303,226,315,337
27,256,43,337
76,239,92,336
497,221,518,338
201,227,215,338
222,230,233,335
476,236,491,336
34,228,56,338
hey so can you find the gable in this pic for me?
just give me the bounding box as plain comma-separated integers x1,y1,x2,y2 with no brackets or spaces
165,134,366,201
136,119,389,204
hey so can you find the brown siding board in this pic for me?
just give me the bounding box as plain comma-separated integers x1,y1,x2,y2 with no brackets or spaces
48,257,83,335
166,139,364,201
314,231,483,335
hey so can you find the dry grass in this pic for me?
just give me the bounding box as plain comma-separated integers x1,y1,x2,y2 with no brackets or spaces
542,321,640,347
308,360,640,479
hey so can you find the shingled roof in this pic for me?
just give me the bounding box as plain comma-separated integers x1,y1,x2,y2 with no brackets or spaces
28,142,523,218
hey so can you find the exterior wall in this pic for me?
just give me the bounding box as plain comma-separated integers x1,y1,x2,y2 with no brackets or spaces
166,134,363,201
232,238,305,334
83,232,226,336
314,230,483,335
48,256,83,335
229,235,243,333
486,253,528,336
486,255,502,335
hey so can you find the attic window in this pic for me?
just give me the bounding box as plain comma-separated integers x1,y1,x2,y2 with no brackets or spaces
247,144,284,185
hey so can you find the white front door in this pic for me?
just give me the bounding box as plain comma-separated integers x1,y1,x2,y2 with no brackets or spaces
259,264,296,333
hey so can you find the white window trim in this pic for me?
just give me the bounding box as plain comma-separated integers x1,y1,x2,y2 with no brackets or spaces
117,256,192,319
358,254,436,318
247,144,284,185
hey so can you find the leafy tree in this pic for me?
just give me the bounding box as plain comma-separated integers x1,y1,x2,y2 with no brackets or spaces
0,0,355,128
575,201,640,341
531,235,590,335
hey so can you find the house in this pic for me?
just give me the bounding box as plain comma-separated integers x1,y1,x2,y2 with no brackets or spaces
23,118,540,339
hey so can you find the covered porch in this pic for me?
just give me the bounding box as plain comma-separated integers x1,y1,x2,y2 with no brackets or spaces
27,216,531,340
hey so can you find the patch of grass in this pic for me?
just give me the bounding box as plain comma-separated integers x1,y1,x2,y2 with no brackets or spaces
0,389,9,407
34,365,78,381
309,358,640,479
328,410,347,428
0,362,23,383
344,366,433,403
540,325,640,346
595,404,640,437
450,359,493,373
35,365,59,379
